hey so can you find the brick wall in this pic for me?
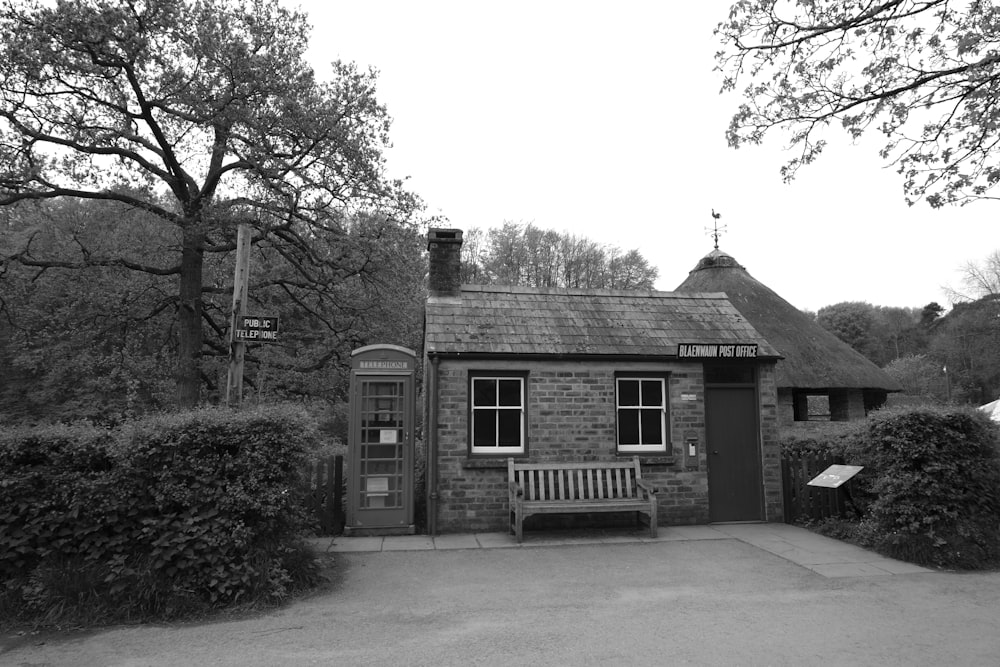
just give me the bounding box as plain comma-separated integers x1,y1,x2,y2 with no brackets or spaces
758,362,783,523
426,357,782,532
426,228,463,296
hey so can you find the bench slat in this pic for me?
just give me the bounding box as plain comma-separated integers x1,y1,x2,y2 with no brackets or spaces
509,460,639,471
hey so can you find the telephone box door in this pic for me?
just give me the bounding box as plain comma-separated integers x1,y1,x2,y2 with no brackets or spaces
346,345,416,535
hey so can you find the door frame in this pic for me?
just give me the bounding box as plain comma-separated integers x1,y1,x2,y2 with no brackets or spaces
704,364,765,522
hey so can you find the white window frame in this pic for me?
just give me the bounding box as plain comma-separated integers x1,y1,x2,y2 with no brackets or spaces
615,376,668,454
470,375,526,456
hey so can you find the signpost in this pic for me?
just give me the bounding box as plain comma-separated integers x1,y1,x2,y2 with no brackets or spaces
234,315,280,342
807,464,863,489
677,343,758,359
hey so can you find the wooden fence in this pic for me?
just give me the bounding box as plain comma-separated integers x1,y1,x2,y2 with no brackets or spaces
300,455,345,535
781,451,848,523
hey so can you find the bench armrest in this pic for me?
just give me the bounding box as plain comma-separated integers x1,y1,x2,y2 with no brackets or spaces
636,479,658,496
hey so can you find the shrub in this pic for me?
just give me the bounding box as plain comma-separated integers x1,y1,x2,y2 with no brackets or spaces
841,406,1000,569
779,426,860,459
0,405,324,628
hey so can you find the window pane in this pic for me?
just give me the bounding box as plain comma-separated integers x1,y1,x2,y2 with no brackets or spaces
618,409,639,444
641,380,662,407
498,379,521,406
640,409,663,444
618,380,639,406
473,409,497,446
473,379,496,407
497,410,521,447
704,365,754,384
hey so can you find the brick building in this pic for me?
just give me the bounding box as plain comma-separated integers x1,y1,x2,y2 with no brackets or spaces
423,229,786,534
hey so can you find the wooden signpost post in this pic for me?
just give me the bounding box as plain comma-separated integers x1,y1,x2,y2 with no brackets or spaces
226,224,251,408
226,224,282,408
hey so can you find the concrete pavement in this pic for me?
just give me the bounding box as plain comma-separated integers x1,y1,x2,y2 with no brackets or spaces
315,522,932,578
11,523,999,666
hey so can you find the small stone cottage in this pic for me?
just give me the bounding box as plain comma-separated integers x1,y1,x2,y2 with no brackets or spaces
423,229,786,534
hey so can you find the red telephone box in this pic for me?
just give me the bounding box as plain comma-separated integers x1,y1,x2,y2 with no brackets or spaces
345,345,416,536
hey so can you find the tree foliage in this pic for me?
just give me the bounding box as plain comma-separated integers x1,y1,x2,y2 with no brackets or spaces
460,222,658,290
813,250,1000,405
883,354,949,402
929,295,1000,404
0,199,427,423
0,200,177,422
0,0,419,407
816,301,923,366
717,0,1000,206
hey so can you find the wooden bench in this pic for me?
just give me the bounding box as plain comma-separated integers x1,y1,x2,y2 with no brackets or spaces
508,457,658,543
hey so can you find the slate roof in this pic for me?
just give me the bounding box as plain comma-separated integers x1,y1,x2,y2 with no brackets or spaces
676,249,902,391
424,284,780,357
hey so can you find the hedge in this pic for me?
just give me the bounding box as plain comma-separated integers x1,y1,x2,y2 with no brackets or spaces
841,407,1000,569
0,406,323,626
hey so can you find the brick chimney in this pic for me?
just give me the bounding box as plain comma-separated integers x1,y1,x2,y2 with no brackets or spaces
427,228,463,297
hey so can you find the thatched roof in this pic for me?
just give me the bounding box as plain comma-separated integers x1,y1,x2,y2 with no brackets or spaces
675,250,901,392
425,284,780,358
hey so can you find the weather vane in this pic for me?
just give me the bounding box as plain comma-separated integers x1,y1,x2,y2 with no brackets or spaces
708,209,726,250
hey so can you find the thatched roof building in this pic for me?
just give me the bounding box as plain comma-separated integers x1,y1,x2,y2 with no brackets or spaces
676,249,901,422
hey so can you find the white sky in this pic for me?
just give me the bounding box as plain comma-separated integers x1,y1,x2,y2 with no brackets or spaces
286,0,996,313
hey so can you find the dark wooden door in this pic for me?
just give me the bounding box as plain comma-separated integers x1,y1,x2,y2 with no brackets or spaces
706,386,764,522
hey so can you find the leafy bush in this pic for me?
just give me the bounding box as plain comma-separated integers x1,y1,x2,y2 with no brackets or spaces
779,427,860,459
0,406,324,627
841,407,1000,569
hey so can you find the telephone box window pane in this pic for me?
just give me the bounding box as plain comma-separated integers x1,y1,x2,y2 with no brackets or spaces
497,411,521,447
366,444,397,459
498,379,521,406
619,410,640,445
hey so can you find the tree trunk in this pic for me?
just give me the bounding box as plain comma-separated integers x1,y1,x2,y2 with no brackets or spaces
176,222,206,408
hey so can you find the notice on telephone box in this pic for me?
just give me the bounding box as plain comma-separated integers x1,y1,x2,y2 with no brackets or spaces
235,315,280,343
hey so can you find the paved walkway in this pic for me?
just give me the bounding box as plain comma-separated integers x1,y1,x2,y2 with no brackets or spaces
313,522,931,578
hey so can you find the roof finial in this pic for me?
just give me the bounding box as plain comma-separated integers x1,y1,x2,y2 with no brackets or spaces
708,209,726,250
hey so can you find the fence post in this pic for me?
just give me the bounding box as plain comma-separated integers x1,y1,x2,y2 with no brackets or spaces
333,454,344,533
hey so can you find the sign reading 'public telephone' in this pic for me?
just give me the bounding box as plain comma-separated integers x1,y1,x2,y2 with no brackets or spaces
235,315,279,343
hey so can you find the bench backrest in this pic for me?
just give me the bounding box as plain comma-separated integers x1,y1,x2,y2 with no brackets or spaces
509,457,644,502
